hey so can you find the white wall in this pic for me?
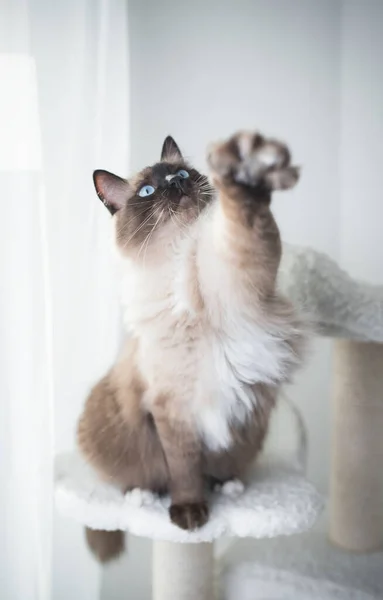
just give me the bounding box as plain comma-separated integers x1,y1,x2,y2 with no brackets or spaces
340,0,383,285
129,0,342,255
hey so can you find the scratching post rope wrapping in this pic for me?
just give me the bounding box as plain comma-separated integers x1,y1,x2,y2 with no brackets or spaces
153,541,214,600
330,340,383,552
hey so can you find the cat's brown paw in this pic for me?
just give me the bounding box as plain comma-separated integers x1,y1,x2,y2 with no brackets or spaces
169,501,209,531
207,131,299,192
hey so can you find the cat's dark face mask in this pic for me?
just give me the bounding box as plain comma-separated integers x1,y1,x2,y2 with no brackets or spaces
93,136,214,252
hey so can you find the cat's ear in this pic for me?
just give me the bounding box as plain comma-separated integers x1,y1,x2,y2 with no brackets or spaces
93,170,129,215
161,136,183,161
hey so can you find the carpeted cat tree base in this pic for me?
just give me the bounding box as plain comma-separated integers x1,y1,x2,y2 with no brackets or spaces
55,453,322,600
220,516,383,600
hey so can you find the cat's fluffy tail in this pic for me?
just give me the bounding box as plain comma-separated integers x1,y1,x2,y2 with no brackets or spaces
85,528,126,563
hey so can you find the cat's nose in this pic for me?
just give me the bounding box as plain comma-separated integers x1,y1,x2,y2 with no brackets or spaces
166,173,179,184
166,174,183,189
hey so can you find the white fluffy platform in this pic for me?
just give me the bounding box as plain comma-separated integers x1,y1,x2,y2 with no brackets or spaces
55,453,322,544
280,244,383,342
221,518,383,600
224,564,378,600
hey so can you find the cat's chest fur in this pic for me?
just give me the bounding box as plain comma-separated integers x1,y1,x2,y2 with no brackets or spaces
119,251,296,452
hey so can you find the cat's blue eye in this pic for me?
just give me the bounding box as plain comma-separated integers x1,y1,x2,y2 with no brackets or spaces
177,169,189,179
138,185,155,197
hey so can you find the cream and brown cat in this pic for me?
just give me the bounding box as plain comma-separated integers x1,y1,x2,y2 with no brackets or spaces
78,130,305,561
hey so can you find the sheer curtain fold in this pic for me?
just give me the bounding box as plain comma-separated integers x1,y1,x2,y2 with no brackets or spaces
0,2,129,599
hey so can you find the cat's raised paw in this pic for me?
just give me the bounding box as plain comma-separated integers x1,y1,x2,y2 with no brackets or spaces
169,501,209,531
207,131,299,192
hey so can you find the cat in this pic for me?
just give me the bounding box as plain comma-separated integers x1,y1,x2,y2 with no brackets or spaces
77,130,306,562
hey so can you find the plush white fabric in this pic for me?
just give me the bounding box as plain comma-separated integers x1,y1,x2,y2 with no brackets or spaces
221,524,383,600
223,564,379,600
280,244,383,342
55,454,322,543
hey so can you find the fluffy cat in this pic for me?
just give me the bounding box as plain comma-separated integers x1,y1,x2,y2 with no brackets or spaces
78,130,306,562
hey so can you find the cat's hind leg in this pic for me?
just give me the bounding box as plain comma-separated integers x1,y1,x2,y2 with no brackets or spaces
77,361,168,562
77,371,169,494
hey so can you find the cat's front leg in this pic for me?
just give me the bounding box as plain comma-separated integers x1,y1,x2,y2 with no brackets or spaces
152,400,208,530
206,131,299,292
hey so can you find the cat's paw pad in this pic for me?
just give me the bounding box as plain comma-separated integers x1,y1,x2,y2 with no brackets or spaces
207,131,299,192
221,479,245,498
169,501,209,530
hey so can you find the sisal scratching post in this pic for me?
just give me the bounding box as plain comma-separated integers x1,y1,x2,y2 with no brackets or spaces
330,340,383,552
153,541,214,600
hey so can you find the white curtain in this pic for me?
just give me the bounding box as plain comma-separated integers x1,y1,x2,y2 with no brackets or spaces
0,2,129,599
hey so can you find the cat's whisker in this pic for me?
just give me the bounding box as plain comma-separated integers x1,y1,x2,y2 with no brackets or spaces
116,207,150,237
137,207,163,262
115,202,155,237
137,229,151,262
198,187,215,197
123,209,156,248
142,208,164,268
196,174,214,186
170,209,193,242
198,182,215,191
169,206,181,228
127,200,154,207
195,174,207,183
169,211,187,240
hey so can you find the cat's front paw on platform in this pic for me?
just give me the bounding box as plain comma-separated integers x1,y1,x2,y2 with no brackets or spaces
207,131,299,192
169,501,209,531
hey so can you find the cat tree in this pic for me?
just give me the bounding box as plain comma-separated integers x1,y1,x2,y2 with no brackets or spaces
55,243,383,599
219,244,383,600
280,244,383,554
55,453,321,599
